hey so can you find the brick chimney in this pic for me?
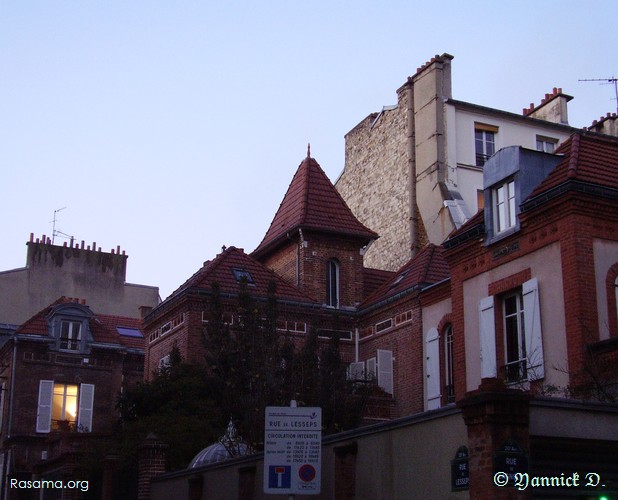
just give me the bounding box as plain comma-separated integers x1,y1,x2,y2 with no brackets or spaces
587,112,618,137
138,433,168,500
523,87,573,125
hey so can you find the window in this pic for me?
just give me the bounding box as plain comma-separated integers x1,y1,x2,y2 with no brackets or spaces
479,277,544,384
493,179,516,233
232,268,255,285
36,381,94,433
475,124,498,166
444,325,455,403
60,320,82,350
326,259,340,308
504,292,527,383
52,383,79,430
536,136,558,153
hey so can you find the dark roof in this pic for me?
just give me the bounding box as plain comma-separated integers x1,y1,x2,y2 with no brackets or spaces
361,244,450,308
530,132,618,196
165,246,315,304
363,268,396,299
252,154,378,258
15,297,144,349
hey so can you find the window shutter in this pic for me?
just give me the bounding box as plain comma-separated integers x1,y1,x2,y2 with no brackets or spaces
366,357,377,381
36,380,54,433
377,349,394,395
425,328,441,410
77,384,95,432
347,362,365,381
479,296,497,378
523,278,544,380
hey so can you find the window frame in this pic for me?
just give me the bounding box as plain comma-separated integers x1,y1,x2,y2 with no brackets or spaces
493,178,516,234
474,123,498,167
59,319,83,351
326,259,340,308
36,380,95,433
503,290,527,383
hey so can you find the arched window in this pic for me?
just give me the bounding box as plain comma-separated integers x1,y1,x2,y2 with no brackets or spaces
444,324,455,403
326,259,340,308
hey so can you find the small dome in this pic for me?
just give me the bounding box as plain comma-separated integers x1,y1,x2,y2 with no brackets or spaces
188,418,250,468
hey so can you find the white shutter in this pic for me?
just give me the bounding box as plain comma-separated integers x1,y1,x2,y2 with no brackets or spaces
425,328,441,410
77,384,95,432
523,278,544,380
366,357,377,381
36,380,54,433
347,362,365,381
377,349,394,395
479,296,497,378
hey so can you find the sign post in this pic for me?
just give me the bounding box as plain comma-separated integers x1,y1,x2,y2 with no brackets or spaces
264,404,321,496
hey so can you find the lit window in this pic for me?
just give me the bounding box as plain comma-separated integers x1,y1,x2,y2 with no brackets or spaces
504,291,527,383
60,320,81,350
475,124,498,166
326,259,340,308
52,383,78,430
444,325,455,403
536,136,557,153
493,179,516,233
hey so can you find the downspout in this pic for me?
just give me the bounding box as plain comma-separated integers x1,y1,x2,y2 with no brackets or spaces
4,335,17,500
407,79,418,258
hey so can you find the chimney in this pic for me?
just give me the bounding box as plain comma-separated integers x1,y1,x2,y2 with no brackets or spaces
586,112,618,137
523,87,573,125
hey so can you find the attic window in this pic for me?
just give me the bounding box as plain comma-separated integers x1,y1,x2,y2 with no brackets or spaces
232,269,255,285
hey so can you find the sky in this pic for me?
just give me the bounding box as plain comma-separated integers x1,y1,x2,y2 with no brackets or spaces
2,1,617,301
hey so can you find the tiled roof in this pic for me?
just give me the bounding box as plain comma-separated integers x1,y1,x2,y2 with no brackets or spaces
253,154,378,258
361,244,450,308
530,132,618,196
15,297,145,349
165,246,315,304
363,268,396,300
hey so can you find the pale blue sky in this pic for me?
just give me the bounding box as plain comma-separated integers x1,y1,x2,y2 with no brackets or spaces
2,1,617,301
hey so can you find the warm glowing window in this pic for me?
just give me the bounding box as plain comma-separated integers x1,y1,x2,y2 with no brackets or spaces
52,383,78,430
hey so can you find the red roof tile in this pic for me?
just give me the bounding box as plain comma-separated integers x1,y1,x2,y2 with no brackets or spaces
15,297,145,349
166,246,315,304
531,132,618,196
361,244,450,308
363,268,396,300
253,154,378,257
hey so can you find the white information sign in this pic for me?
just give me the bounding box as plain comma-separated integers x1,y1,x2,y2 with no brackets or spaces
263,406,322,495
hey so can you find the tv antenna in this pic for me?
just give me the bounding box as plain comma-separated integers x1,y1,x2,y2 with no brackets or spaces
578,77,618,114
50,207,73,244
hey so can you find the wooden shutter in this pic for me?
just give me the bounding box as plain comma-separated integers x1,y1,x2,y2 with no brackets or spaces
36,380,54,433
479,296,497,378
377,349,394,395
425,328,441,410
523,278,544,380
77,384,95,432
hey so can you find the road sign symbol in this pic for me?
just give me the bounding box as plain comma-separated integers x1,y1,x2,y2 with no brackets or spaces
299,464,316,482
268,465,291,488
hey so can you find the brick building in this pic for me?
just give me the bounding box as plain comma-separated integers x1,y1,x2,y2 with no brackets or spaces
0,297,146,499
147,132,618,499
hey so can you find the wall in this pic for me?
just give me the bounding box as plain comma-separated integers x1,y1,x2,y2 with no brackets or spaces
593,238,618,340
0,238,159,325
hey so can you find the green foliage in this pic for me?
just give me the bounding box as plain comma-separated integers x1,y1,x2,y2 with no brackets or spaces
203,280,370,449
116,349,225,471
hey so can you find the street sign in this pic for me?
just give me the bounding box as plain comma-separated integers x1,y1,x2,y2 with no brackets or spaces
264,406,322,495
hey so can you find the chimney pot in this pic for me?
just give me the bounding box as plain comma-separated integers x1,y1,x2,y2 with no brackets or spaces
30,233,34,242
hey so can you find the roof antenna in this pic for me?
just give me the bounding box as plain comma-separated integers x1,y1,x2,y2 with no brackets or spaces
579,77,618,114
50,206,73,244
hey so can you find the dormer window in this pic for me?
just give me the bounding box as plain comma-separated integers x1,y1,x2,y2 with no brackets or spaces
326,259,340,308
60,320,82,350
493,179,516,233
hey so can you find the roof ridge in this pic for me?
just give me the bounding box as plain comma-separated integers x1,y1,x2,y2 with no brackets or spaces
567,133,580,179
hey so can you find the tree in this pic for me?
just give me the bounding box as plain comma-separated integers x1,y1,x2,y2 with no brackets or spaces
203,280,371,448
